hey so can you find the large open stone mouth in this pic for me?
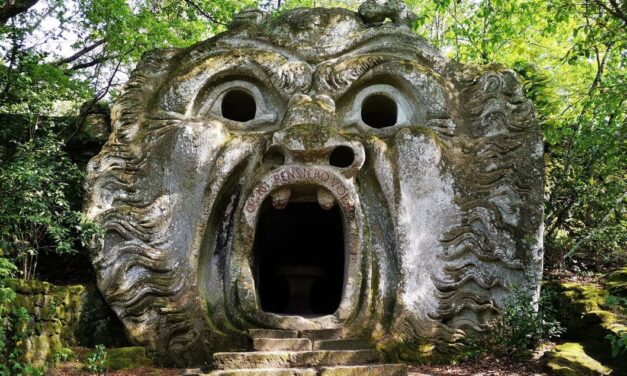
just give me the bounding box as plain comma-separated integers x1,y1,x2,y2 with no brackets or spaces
241,166,358,319
254,188,344,316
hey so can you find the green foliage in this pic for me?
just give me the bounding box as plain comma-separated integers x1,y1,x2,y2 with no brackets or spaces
408,0,626,271
605,332,627,358
496,288,565,354
603,292,627,359
85,344,107,375
0,0,622,276
0,129,101,279
51,347,75,363
74,0,257,61
604,294,627,310
0,253,17,374
0,303,42,376
461,287,564,360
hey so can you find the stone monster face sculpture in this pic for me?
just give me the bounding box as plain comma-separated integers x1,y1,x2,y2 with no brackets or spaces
85,2,543,365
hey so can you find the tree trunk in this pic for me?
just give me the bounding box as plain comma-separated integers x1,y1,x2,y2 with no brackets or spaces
0,0,39,24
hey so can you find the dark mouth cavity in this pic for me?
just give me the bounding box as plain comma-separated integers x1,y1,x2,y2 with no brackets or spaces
253,186,345,316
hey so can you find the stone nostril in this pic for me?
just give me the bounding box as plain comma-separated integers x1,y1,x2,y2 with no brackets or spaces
263,147,286,166
329,146,355,168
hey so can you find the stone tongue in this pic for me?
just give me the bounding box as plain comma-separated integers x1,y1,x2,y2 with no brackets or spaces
317,188,336,210
271,187,291,209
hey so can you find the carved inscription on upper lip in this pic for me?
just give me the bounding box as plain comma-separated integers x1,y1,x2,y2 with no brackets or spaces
245,166,355,214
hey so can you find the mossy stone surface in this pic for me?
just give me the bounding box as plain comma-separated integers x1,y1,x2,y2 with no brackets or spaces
605,267,627,297
84,2,545,365
1,278,127,367
105,346,152,370
547,342,611,375
544,280,626,373
544,281,626,340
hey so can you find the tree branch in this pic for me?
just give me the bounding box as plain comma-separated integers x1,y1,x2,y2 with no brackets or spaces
546,43,614,239
0,0,39,24
53,39,106,66
184,0,227,26
69,55,112,70
592,0,627,25
443,6,484,59
68,60,122,141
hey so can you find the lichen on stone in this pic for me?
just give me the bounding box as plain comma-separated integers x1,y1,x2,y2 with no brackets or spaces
84,2,543,365
547,342,612,376
2,278,126,367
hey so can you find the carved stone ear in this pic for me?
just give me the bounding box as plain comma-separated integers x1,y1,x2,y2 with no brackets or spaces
358,0,417,27
229,9,267,30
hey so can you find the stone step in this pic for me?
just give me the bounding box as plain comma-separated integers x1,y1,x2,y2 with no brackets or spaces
206,364,407,376
313,339,371,351
212,350,380,370
181,369,204,376
299,329,342,340
207,368,317,376
319,364,408,376
248,329,299,339
252,338,313,351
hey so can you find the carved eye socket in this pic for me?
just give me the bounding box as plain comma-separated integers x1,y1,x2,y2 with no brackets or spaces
361,94,398,128
193,79,280,129
221,89,256,122
339,84,411,133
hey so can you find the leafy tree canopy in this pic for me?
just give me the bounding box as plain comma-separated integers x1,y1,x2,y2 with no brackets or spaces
0,0,624,277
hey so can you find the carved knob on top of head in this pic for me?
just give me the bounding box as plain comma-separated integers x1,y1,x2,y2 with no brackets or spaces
358,0,416,27
229,9,267,30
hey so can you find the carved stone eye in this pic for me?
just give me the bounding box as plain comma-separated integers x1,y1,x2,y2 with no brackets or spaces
361,94,398,128
221,89,256,122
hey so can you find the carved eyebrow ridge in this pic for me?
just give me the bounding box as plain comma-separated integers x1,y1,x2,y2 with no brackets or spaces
314,53,421,97
162,49,313,115
196,50,313,96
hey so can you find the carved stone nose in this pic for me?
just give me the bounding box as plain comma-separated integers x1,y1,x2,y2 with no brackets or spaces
268,94,365,178
281,94,336,131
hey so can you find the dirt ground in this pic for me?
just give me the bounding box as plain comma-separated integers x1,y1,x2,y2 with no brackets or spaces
47,364,181,376
48,355,550,376
409,354,548,375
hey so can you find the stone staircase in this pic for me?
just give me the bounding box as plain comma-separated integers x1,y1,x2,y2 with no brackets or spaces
205,328,407,375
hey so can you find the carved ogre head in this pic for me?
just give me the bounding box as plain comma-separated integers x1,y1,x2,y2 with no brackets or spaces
85,1,543,365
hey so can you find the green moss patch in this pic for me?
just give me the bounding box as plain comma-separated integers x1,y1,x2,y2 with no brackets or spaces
544,280,626,372
544,281,626,340
106,347,152,370
605,267,627,297
1,278,127,368
547,342,611,375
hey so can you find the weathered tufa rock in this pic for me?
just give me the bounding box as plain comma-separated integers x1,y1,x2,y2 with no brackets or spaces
358,0,416,26
84,0,543,366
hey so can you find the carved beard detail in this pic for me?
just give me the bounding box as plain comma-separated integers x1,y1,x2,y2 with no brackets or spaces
84,8,543,366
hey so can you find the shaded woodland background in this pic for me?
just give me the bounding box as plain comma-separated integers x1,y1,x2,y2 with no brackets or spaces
0,1,624,374
0,0,624,314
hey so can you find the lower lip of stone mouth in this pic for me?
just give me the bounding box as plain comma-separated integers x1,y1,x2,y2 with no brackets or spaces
252,185,345,316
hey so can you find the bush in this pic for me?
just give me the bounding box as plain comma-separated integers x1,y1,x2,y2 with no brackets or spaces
85,344,107,375
0,129,100,280
462,287,564,360
494,287,564,355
